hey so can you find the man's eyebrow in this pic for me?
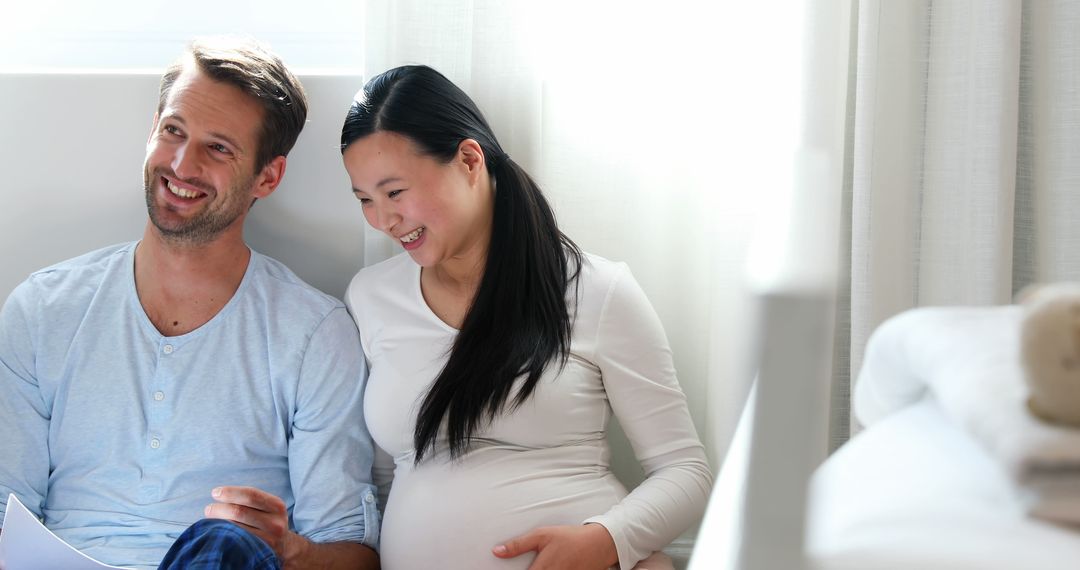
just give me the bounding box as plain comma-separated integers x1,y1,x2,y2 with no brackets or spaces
161,113,186,128
160,114,245,154
208,130,244,154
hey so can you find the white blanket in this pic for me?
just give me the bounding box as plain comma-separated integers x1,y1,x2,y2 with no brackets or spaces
854,306,1080,525
808,399,1080,569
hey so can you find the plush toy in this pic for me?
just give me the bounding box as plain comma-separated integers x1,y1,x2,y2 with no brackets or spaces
1020,283,1080,427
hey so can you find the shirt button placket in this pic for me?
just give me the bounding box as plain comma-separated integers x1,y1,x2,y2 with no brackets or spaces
150,342,174,457
142,339,175,500
154,344,173,407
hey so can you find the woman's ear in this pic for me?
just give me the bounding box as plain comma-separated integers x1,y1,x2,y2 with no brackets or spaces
457,138,486,181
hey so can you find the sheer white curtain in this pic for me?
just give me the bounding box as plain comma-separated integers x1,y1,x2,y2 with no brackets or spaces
0,0,364,71
834,0,1080,444
355,1,808,555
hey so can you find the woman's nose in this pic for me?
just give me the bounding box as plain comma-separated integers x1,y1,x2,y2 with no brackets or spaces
376,204,401,234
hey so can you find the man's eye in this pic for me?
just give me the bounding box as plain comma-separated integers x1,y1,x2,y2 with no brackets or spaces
210,143,231,155
163,125,181,136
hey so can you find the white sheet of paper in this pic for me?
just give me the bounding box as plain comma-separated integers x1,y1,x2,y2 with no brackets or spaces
0,494,133,570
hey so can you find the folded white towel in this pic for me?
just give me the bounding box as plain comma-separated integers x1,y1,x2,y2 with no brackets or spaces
853,306,1080,525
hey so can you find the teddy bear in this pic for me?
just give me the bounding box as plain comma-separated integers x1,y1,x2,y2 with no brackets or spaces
1020,282,1080,427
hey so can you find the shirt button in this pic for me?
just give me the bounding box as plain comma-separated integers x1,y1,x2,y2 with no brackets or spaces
153,391,165,401
163,344,174,354
365,494,375,503
150,438,161,449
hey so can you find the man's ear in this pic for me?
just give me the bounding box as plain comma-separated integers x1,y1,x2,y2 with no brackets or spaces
148,112,160,144
253,156,287,199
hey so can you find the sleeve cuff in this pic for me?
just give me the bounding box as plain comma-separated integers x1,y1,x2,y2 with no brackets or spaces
583,515,637,570
301,488,381,552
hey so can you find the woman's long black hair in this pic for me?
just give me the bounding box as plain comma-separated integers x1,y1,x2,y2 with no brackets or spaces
341,65,582,462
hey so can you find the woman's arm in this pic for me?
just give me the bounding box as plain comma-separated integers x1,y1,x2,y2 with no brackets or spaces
584,263,714,569
492,261,713,570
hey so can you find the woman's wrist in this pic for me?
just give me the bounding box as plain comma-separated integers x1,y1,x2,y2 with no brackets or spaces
584,522,619,567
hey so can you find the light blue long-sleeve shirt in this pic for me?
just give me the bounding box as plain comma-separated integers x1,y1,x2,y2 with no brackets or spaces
0,242,379,569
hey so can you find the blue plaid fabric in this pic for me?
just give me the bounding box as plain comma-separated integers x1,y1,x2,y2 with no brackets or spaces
158,519,281,570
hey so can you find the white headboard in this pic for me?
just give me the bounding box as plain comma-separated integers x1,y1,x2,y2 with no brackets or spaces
688,151,840,569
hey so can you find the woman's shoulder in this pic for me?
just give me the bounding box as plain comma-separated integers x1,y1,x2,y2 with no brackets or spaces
344,253,417,321
570,251,647,326
348,252,416,291
576,251,633,292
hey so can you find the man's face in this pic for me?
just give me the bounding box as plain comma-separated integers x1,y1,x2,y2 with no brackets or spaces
143,67,266,246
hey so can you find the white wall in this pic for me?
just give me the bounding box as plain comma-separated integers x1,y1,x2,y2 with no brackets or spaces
1,72,703,510
3,76,737,569
0,72,364,301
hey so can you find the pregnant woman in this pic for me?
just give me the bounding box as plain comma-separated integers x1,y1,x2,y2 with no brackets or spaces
340,65,712,570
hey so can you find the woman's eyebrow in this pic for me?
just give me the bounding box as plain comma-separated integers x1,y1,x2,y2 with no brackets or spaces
376,176,404,188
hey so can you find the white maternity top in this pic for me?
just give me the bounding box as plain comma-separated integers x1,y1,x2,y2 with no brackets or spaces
346,252,712,569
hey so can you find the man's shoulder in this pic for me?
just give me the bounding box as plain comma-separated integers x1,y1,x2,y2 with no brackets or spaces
1,242,133,324
19,242,134,299
30,242,133,280
249,250,347,316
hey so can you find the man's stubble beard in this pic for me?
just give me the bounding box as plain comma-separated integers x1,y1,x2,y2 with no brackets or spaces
143,165,255,247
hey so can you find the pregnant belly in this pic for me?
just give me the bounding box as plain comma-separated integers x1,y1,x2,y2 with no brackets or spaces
379,445,627,570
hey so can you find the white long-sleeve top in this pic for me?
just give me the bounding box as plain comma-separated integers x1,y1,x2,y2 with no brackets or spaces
346,252,712,569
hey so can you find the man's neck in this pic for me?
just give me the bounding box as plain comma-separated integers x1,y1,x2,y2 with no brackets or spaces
134,223,252,336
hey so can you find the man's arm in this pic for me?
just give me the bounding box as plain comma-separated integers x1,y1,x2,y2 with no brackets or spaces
205,486,379,570
0,279,51,525
293,307,380,553
284,533,379,570
206,306,380,569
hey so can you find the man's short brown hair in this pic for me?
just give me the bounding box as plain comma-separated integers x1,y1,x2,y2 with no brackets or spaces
158,36,308,172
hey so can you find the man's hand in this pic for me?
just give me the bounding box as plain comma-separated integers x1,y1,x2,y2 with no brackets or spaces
204,486,295,561
492,523,618,570
204,486,378,569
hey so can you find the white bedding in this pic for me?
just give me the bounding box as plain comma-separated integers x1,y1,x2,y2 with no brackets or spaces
807,397,1080,569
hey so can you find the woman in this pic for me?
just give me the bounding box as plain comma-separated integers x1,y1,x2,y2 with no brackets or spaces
340,65,712,570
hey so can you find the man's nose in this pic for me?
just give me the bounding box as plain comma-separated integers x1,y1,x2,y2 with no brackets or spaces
171,143,202,180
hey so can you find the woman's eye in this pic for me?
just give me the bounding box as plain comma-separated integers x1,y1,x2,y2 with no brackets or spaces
388,190,403,199
358,197,372,206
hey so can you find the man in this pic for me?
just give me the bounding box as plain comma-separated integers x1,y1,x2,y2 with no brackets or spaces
0,37,379,569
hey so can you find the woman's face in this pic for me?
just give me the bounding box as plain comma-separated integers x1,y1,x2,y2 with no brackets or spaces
342,131,492,270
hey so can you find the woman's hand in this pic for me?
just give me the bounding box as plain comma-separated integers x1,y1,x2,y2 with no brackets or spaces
493,523,619,570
